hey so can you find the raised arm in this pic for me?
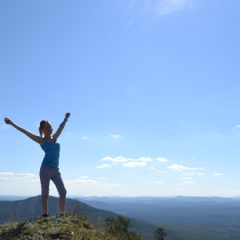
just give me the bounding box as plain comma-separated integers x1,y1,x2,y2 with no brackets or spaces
4,118,43,145
52,112,70,140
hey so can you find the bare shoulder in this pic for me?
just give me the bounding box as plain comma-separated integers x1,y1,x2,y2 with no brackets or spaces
51,135,59,143
38,137,45,146
32,135,44,146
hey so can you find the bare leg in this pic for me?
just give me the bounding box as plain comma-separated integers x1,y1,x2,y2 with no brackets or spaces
60,197,66,213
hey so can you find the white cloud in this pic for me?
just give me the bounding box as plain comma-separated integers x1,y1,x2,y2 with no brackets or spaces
155,157,169,162
0,172,38,181
168,164,202,171
122,162,147,168
101,156,131,163
64,177,129,196
97,164,112,169
182,181,196,184
16,173,37,178
79,176,89,179
102,156,150,168
0,172,14,176
213,173,222,177
0,172,39,195
138,157,152,162
101,156,167,164
183,172,205,177
0,173,129,196
100,156,169,169
65,176,97,184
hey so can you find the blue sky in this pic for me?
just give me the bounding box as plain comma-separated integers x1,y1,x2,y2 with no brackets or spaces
1,0,240,197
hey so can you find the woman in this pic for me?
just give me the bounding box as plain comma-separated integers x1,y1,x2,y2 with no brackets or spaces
4,112,70,217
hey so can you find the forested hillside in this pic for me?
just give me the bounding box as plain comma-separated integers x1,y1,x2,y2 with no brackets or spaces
0,196,160,240
78,196,240,240
1,196,240,239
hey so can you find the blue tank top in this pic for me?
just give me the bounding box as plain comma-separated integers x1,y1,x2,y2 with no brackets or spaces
41,138,60,168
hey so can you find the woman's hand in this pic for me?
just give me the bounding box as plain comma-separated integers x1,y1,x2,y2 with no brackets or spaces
52,112,71,139
65,112,71,120
4,118,12,124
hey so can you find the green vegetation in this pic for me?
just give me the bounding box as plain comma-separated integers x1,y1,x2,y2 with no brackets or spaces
105,216,142,240
0,197,164,240
0,215,113,239
80,196,240,240
159,223,240,240
0,214,163,240
154,227,167,240
0,196,160,239
3,195,240,239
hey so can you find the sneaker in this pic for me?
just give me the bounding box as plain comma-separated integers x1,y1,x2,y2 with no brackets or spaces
42,214,49,218
60,212,68,217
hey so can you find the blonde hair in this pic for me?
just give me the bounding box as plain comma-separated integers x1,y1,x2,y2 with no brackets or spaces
39,120,50,137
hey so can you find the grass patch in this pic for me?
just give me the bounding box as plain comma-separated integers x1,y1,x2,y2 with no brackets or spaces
0,215,117,240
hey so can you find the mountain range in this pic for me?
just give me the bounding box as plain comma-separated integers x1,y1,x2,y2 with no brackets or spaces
0,195,159,239
1,195,240,240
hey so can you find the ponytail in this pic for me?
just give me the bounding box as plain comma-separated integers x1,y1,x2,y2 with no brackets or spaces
39,120,49,137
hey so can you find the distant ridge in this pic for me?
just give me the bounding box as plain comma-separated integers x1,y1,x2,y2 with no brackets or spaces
0,195,120,224
0,195,158,240
77,195,240,240
2,195,240,239
0,196,30,201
